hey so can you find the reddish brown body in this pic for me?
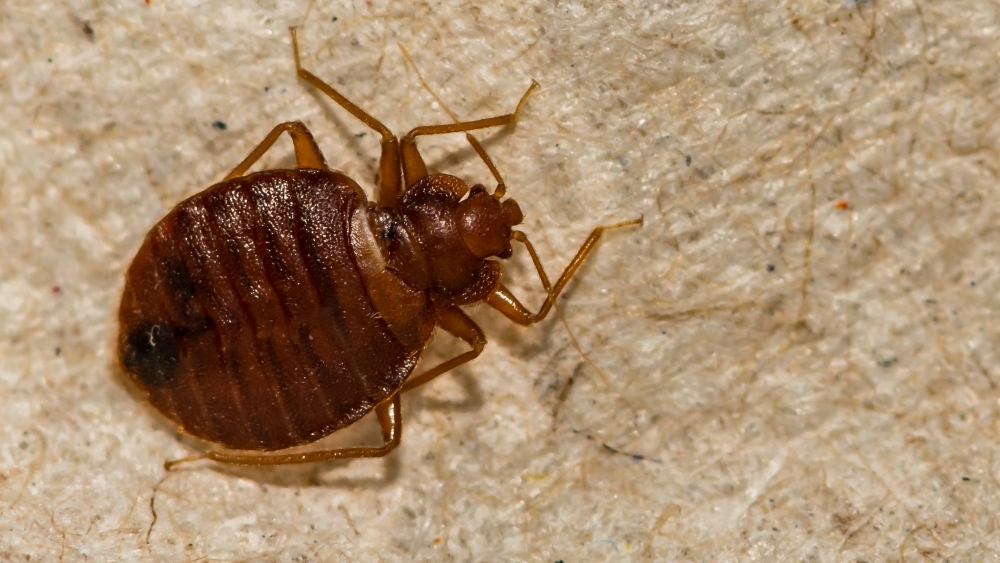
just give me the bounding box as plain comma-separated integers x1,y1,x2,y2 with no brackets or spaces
118,28,638,469
121,169,429,450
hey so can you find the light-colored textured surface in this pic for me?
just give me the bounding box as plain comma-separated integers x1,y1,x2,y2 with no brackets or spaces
3,0,1000,561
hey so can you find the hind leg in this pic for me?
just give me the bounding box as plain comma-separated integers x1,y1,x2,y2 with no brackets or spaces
289,27,403,209
224,120,327,180
164,394,402,468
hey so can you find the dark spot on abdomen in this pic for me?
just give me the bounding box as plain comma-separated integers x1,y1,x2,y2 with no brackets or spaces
162,257,196,302
123,322,180,387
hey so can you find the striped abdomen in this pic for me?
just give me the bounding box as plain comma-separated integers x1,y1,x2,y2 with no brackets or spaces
118,168,427,451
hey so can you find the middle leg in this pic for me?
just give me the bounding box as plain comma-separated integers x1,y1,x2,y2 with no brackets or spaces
401,304,486,393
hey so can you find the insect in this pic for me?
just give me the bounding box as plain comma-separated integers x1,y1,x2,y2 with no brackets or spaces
117,28,640,469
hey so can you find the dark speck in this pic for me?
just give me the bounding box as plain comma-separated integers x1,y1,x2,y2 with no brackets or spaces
970,281,976,286
47,58,53,63
55,347,61,356
332,16,338,22
766,264,775,272
963,476,971,481
162,258,196,302
83,21,95,41
123,322,180,387
212,120,227,131
264,86,270,92
355,132,366,138
685,154,692,166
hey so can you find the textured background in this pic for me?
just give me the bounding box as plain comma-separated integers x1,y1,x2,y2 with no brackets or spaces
3,0,1000,561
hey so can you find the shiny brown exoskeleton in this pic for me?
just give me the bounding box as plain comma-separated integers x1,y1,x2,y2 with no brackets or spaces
118,28,640,469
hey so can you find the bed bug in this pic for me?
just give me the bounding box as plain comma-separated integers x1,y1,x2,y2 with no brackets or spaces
117,28,640,469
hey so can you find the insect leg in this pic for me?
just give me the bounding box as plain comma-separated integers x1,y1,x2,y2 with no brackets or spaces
399,81,539,191
487,218,643,325
400,304,486,392
397,44,537,199
224,121,328,180
163,394,402,468
290,27,403,209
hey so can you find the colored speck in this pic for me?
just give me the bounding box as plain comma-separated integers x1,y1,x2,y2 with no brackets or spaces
835,199,849,210
52,285,61,294
599,539,621,553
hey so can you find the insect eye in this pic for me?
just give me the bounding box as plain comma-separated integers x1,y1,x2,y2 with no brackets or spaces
501,199,523,226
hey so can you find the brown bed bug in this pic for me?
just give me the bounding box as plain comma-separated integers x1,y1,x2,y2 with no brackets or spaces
117,28,640,469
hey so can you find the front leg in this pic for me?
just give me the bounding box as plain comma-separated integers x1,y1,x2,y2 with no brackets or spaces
488,218,643,325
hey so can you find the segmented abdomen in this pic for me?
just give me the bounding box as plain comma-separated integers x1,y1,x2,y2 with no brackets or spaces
118,168,420,451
